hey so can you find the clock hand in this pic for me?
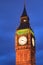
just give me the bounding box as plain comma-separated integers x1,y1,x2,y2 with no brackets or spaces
21,40,24,41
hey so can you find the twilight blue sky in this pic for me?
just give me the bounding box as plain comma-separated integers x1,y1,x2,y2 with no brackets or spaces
0,0,43,65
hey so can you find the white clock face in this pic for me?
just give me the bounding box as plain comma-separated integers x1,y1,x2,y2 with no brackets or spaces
19,36,27,45
32,38,35,47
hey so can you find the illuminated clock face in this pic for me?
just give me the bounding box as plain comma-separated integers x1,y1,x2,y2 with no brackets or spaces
32,38,35,47
19,36,27,45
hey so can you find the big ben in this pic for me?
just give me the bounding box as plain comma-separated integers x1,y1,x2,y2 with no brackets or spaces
15,2,36,65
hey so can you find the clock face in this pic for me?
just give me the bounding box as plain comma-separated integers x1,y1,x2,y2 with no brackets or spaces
32,38,35,47
18,36,27,45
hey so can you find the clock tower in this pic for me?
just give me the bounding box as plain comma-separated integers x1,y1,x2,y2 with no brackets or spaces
15,4,36,65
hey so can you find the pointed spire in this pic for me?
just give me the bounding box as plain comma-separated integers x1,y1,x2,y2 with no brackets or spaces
21,0,27,17
24,0,26,7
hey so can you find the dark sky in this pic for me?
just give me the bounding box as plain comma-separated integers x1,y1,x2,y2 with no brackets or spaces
0,0,43,65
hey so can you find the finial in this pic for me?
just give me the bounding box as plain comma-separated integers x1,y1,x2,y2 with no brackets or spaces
24,0,26,7
21,0,27,17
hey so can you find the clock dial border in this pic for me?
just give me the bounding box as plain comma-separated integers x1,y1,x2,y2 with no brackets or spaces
18,35,28,46
31,35,35,47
